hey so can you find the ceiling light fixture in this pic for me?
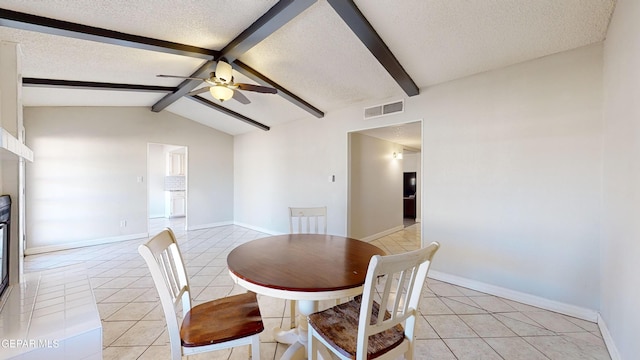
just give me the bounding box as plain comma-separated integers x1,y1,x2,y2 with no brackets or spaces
209,85,234,102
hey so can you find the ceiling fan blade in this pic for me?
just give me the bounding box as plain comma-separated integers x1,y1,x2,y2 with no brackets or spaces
232,90,251,105
186,87,210,96
157,74,206,81
236,83,277,94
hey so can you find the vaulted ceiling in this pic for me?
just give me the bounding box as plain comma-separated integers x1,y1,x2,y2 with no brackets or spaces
0,0,615,136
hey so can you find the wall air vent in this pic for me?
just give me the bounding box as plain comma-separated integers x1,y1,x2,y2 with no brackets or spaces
364,100,404,119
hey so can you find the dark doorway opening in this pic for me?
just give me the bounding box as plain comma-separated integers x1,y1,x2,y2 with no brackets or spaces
403,172,417,225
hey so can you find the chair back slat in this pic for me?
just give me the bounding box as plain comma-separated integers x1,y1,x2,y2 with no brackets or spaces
356,242,440,359
289,206,327,234
159,251,177,299
401,268,418,314
391,268,410,318
162,250,190,313
377,275,393,325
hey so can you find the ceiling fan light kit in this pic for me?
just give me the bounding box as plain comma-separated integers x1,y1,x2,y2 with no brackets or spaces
210,85,234,102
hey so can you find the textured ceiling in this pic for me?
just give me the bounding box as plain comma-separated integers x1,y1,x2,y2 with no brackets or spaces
2,0,278,49
0,0,616,137
355,0,614,87
0,27,206,85
240,1,401,111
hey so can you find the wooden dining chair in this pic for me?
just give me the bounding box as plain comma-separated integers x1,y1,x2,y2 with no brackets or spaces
307,242,440,360
289,206,327,234
138,228,264,360
287,206,327,328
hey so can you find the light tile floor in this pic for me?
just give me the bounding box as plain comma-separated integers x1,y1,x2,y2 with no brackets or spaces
23,219,611,360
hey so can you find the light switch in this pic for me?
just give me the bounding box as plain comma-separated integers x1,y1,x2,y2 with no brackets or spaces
137,176,144,183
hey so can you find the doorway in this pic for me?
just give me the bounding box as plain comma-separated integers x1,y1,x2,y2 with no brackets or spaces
403,171,417,227
347,120,422,242
147,143,188,234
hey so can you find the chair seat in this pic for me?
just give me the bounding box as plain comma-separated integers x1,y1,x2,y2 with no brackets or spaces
181,292,264,347
308,296,405,359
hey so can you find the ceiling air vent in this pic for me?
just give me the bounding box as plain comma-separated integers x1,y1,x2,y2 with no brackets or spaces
364,100,404,119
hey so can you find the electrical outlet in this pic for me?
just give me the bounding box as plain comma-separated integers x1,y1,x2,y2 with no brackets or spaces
120,220,127,227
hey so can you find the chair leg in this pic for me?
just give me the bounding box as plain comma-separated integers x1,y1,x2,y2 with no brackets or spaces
308,326,317,360
290,299,297,328
405,337,414,360
250,334,260,359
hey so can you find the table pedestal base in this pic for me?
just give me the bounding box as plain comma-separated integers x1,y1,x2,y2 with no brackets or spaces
273,299,331,360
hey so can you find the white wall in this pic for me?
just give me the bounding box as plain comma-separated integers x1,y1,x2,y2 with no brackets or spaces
235,43,603,311
421,44,603,311
348,133,403,239
601,0,640,358
147,143,165,218
234,118,347,234
24,107,234,252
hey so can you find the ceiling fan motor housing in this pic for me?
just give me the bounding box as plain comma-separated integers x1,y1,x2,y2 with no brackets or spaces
215,59,233,84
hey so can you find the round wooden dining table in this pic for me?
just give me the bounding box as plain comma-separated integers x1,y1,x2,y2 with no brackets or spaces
227,233,385,360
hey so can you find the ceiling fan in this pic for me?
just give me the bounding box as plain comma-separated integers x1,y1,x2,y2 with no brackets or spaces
157,58,277,104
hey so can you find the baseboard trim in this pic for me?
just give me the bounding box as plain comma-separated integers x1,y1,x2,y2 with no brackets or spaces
359,225,405,242
597,314,621,360
187,221,234,231
25,233,148,255
428,270,599,322
232,222,280,235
